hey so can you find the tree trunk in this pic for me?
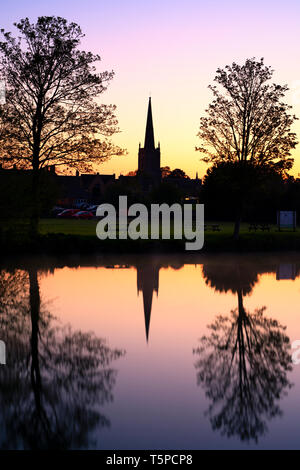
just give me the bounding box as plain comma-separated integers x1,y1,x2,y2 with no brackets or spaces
28,267,42,412
237,288,244,316
233,213,241,240
30,101,42,240
29,167,40,240
233,203,242,241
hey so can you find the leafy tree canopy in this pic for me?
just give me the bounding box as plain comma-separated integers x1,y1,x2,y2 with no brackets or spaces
197,58,298,173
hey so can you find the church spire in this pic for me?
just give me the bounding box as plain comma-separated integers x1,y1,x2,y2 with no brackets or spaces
144,97,155,149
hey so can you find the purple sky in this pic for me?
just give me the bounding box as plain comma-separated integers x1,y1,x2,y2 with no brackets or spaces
2,0,300,177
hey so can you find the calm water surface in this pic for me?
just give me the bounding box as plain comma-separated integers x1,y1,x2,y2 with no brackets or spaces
1,253,300,449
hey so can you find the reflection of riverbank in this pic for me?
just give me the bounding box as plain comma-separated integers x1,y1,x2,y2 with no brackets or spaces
0,268,125,449
194,301,293,443
3,224,300,254
3,251,300,273
195,259,293,443
3,252,300,345
3,252,300,344
1,253,299,449
194,291,293,443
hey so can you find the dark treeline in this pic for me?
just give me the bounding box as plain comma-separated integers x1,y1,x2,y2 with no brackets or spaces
201,162,300,223
2,162,300,225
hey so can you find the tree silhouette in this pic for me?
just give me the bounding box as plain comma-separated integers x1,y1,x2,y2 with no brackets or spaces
167,169,190,179
0,267,125,449
201,161,285,223
196,58,298,238
194,263,293,443
202,260,259,295
0,16,124,235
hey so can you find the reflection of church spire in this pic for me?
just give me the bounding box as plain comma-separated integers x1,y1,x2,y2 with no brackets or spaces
143,286,153,342
137,262,160,342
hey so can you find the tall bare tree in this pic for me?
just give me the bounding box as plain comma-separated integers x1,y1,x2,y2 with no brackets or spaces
197,58,298,238
0,16,123,234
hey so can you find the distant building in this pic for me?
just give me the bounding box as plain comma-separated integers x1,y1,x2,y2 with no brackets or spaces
165,172,201,197
55,169,115,206
0,164,115,207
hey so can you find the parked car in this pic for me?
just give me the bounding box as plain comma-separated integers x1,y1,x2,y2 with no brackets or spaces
75,202,89,209
57,209,80,218
72,211,94,220
50,206,65,217
85,205,99,215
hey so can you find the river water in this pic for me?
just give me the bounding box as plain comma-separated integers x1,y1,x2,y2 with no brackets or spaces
1,252,300,449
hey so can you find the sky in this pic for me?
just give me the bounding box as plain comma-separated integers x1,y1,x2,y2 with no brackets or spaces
2,0,300,178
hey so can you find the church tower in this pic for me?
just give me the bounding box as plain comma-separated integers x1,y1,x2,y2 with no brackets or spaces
138,98,161,188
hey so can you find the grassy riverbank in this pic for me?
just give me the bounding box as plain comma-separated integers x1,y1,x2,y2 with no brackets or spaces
1,218,300,253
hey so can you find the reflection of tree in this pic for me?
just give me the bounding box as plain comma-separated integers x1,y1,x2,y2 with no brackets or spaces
194,263,293,443
202,261,258,295
0,268,125,449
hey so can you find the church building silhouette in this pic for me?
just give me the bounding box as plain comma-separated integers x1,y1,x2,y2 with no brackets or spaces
137,97,161,189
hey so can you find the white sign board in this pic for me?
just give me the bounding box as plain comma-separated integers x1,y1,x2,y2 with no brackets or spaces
277,211,296,230
0,80,5,105
276,263,296,280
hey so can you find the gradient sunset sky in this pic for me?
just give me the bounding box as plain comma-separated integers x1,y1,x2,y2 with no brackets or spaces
2,0,300,178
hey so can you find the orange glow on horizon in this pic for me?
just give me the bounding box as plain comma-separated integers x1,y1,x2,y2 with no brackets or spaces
40,262,300,349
